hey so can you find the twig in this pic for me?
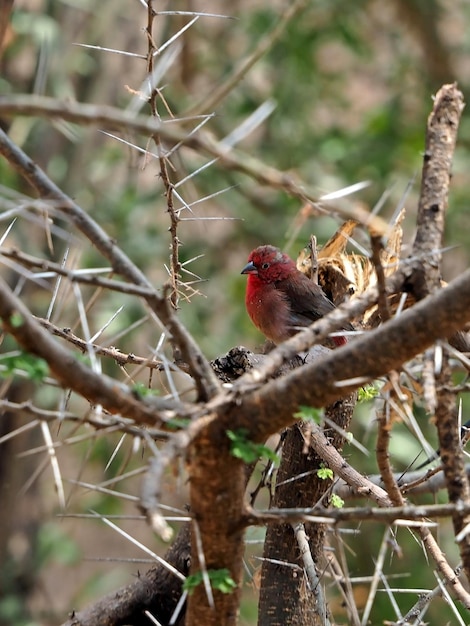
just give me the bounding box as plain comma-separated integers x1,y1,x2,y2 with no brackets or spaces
0,399,168,440
0,276,186,426
410,83,465,298
145,2,181,309
245,501,470,525
0,127,220,401
406,83,470,583
185,0,309,116
139,428,194,541
292,522,331,626
370,234,391,322
308,424,392,507
419,526,470,608
0,95,390,235
422,347,437,415
376,380,405,506
37,316,165,371
435,352,470,579
0,246,158,297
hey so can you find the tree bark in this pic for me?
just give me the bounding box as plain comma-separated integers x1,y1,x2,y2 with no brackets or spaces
258,396,355,626
62,523,191,626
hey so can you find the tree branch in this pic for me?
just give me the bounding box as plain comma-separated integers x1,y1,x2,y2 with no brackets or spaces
0,127,220,402
0,276,186,426
0,95,390,234
232,266,470,441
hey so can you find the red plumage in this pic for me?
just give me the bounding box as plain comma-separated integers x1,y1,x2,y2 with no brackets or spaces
241,245,351,346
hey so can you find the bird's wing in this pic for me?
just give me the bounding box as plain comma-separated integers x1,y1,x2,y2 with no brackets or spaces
277,274,337,326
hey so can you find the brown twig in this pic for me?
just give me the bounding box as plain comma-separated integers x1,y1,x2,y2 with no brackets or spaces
0,247,158,297
370,234,391,322
145,2,181,309
409,83,465,298
0,127,220,402
0,276,187,426
407,83,470,581
376,379,405,506
435,352,470,577
37,317,164,370
245,501,470,526
0,94,390,235
0,399,169,440
184,0,309,117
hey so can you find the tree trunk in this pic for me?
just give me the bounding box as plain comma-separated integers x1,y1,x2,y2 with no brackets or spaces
258,396,355,625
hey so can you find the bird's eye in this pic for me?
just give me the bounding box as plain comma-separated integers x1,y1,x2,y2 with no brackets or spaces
261,262,270,269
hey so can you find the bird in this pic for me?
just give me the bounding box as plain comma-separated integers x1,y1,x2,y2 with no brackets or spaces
241,244,353,346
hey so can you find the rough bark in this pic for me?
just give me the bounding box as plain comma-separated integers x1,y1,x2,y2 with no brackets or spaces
258,396,355,626
62,523,191,626
185,426,246,626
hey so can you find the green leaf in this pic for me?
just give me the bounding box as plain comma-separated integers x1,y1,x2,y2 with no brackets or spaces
131,382,160,398
183,568,237,595
331,494,344,509
166,416,191,430
227,429,279,465
10,312,24,328
294,406,324,424
358,384,380,402
0,352,49,382
317,464,333,481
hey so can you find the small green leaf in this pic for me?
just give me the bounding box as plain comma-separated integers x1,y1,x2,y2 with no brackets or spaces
227,429,279,465
317,464,333,481
166,416,191,430
131,382,160,398
10,312,24,328
331,494,344,509
0,352,49,382
358,384,380,402
294,406,324,424
183,569,237,595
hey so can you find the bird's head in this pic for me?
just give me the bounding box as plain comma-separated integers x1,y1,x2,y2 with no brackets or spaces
241,245,295,283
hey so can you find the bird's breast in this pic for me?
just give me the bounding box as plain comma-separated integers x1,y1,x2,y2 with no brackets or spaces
245,280,292,344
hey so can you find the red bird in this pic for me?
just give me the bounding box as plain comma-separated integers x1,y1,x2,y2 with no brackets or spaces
241,245,352,346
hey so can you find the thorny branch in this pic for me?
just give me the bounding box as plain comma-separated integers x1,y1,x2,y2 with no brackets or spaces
246,501,470,526
0,126,220,402
1,71,470,624
0,94,390,235
145,1,181,310
0,275,182,426
408,83,470,581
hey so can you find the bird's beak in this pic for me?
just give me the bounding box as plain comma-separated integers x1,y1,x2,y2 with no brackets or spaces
241,261,257,275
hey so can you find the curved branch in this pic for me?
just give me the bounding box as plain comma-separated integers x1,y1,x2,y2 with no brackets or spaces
410,83,464,297
61,523,191,626
0,127,220,402
0,276,187,426
0,95,389,235
231,266,470,441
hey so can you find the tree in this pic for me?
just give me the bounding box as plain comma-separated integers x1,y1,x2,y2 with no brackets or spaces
1,2,470,625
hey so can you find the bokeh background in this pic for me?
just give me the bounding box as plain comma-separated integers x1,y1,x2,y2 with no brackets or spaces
1,1,470,624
